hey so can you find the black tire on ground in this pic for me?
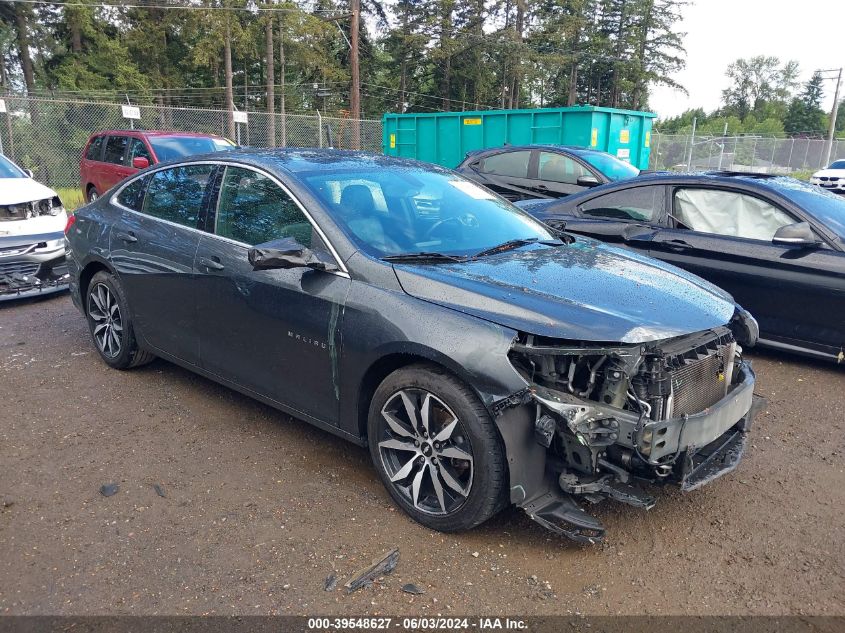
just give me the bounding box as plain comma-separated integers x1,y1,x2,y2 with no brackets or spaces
85,270,155,370
86,186,98,202
367,363,508,532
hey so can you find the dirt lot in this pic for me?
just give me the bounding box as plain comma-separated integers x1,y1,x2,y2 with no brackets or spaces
1,293,843,616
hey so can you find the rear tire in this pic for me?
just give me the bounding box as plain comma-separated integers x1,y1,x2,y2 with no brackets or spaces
85,271,154,369
86,186,99,202
367,363,508,532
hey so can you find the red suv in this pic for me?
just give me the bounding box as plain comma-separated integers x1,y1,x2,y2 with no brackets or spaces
80,130,235,202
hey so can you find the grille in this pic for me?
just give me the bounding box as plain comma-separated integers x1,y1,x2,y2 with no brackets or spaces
0,262,39,277
668,342,735,417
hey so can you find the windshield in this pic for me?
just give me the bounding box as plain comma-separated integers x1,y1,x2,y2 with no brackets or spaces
149,136,235,161
771,177,845,239
579,151,640,181
828,160,845,170
0,155,27,178
301,167,555,258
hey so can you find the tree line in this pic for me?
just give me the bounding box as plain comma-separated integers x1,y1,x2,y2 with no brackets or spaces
659,56,845,139
0,0,689,125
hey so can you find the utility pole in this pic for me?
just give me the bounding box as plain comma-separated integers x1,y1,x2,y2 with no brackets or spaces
686,117,697,170
349,0,361,150
824,67,842,168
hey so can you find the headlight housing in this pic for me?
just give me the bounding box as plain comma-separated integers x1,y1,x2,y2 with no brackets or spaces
0,196,64,220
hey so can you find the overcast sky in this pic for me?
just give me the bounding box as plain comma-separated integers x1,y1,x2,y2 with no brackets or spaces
649,0,843,120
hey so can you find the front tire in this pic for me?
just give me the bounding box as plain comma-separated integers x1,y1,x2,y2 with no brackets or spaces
86,186,99,202
85,271,154,369
368,363,508,532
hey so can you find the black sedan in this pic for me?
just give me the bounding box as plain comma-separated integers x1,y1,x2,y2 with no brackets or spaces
454,145,640,201
518,172,845,362
66,150,759,543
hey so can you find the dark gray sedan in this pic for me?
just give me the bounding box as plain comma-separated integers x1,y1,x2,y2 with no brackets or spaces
65,149,759,542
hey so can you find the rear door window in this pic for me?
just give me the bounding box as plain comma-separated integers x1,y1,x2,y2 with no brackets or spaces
580,186,666,223
536,151,591,184
673,188,796,241
116,176,148,211
480,151,531,178
103,136,129,165
215,166,314,247
85,136,104,161
141,165,215,228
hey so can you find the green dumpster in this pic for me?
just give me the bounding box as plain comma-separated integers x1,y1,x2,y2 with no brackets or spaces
382,106,656,171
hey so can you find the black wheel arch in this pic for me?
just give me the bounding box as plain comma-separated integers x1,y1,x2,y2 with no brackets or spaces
352,344,520,441
78,258,118,316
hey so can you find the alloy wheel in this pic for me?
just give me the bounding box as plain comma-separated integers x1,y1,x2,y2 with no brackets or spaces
377,389,474,515
88,283,123,358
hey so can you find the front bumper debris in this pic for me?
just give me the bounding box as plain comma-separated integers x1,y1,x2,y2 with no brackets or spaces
0,232,69,301
497,358,760,544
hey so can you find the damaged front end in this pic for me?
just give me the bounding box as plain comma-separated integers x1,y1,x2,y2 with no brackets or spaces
496,324,761,544
0,233,70,301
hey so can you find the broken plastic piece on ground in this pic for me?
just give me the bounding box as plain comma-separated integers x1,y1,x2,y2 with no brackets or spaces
522,491,606,544
99,483,119,497
401,583,425,595
152,484,166,498
324,574,337,592
344,548,400,594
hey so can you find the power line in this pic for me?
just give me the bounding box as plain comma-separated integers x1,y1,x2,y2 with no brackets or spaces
5,0,342,14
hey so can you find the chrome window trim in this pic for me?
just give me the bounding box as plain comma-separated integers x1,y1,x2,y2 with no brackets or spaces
110,159,350,276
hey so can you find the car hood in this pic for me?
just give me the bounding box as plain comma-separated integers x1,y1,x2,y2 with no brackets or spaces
0,177,58,205
812,169,845,178
393,240,737,343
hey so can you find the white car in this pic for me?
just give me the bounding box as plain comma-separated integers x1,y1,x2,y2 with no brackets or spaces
810,159,845,193
0,154,70,300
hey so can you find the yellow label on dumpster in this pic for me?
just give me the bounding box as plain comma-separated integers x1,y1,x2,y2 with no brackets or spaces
645,131,651,148
463,118,482,125
389,133,396,149
620,129,630,144
590,128,598,147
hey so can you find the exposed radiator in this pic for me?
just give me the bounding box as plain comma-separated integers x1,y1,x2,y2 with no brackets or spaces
668,341,736,418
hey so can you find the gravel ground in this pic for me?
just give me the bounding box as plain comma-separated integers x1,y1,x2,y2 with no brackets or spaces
1,293,843,616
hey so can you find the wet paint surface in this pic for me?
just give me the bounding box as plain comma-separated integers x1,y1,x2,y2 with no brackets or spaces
395,240,736,343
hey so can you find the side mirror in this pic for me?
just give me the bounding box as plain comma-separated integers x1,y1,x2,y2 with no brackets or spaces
248,237,339,272
772,222,820,247
576,175,601,188
24,169,34,178
132,156,150,169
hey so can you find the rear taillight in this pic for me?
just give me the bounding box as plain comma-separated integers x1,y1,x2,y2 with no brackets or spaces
64,214,77,234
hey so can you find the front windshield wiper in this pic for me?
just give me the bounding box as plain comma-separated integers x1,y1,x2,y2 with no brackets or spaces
381,252,469,264
472,234,573,258
472,238,541,259
544,222,576,244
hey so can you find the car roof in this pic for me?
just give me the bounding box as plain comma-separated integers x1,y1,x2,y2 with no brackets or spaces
89,130,228,139
146,147,454,175
568,170,800,194
464,144,612,158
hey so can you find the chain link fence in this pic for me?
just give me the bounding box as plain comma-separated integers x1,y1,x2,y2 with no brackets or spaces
0,95,383,191
649,132,845,175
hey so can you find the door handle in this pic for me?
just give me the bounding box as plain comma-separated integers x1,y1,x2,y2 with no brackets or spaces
115,231,137,244
536,184,549,190
199,256,225,271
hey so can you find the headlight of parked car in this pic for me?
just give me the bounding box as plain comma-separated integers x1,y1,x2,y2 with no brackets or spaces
0,197,64,220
